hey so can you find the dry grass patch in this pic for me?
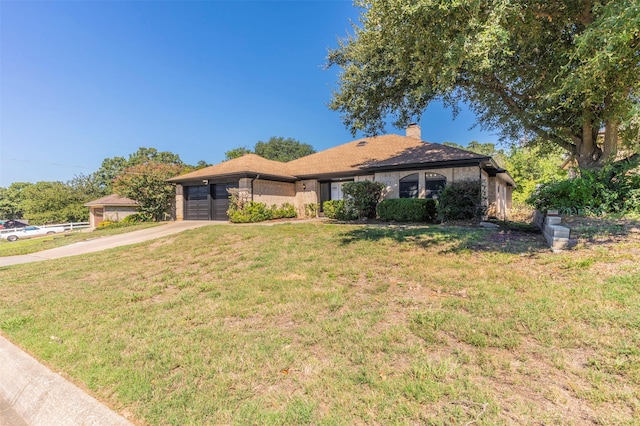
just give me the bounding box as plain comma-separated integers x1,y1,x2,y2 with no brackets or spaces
0,222,639,425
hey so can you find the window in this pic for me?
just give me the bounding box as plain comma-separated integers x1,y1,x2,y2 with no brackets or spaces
185,185,209,201
399,174,419,198
425,173,446,199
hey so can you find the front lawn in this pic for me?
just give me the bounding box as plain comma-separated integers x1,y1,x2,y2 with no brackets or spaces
0,222,638,425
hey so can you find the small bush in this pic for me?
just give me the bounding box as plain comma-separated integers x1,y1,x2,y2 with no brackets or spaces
323,200,357,221
342,181,386,219
228,201,272,223
122,213,152,224
270,203,297,220
304,203,319,218
377,199,437,222
97,220,116,229
528,160,640,214
437,181,486,221
228,201,297,223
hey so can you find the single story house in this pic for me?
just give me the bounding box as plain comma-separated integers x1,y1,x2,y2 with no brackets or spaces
84,194,139,228
168,124,515,221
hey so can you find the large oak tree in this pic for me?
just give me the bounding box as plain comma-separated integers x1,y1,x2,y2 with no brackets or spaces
328,0,639,172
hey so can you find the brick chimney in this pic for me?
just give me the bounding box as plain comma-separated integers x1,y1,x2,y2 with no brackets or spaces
406,123,421,140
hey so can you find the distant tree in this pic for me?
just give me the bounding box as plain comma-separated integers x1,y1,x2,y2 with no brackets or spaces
68,173,107,201
94,147,185,193
20,181,88,224
0,182,32,220
443,141,506,167
254,137,315,162
224,147,253,161
505,143,568,204
225,137,316,162
113,162,185,221
194,160,211,170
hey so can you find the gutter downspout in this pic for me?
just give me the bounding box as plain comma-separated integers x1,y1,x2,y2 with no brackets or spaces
251,175,260,201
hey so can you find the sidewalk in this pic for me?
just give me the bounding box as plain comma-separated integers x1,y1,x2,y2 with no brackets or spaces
0,336,132,425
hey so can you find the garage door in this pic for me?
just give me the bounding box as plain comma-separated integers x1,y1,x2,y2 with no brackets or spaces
184,186,210,220
212,183,237,221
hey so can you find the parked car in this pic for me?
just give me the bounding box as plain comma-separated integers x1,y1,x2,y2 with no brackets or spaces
0,225,66,242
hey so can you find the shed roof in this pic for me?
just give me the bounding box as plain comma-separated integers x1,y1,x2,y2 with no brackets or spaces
84,194,139,207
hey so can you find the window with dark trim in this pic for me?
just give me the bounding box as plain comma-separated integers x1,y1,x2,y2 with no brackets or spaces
185,185,209,201
399,173,419,198
425,173,446,199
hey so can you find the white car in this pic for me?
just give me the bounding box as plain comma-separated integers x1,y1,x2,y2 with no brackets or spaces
0,225,66,242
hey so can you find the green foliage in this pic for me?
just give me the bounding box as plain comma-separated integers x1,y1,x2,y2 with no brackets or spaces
122,213,153,224
227,192,297,223
224,147,253,161
304,203,319,218
528,159,640,214
437,181,486,221
228,202,272,223
19,181,92,224
444,141,506,168
341,181,386,219
328,0,639,171
322,200,357,221
270,203,297,220
113,162,185,221
225,137,315,162
505,143,568,204
255,137,315,162
0,182,32,219
94,147,190,193
377,198,437,223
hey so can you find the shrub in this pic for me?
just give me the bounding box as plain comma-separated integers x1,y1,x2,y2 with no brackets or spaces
228,200,297,223
304,203,319,218
528,160,640,214
437,181,486,221
96,220,116,229
122,213,152,224
377,199,437,222
323,200,357,221
342,181,386,219
228,201,272,223
527,178,594,213
270,203,297,220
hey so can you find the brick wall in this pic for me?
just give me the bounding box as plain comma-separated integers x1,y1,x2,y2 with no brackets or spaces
175,184,184,220
252,179,297,207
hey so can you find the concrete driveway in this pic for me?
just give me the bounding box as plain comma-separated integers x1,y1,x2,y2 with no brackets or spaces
0,220,222,267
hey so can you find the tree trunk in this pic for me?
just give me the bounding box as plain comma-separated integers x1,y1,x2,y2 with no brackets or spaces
573,121,604,171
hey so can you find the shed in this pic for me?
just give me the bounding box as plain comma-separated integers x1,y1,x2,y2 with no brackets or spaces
84,194,139,228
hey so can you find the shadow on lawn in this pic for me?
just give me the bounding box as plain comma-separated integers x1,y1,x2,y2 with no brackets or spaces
339,223,549,254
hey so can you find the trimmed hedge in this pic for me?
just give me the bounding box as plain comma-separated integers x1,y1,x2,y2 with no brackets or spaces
377,198,437,223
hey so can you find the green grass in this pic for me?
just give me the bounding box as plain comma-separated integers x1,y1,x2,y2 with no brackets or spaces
0,222,161,257
0,222,639,425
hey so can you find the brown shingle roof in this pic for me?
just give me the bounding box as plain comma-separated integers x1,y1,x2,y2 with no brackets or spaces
362,141,489,170
168,154,297,182
286,134,427,177
84,194,139,207
286,134,487,177
169,134,494,183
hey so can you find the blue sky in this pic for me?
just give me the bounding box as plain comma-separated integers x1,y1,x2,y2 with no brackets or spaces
0,0,500,187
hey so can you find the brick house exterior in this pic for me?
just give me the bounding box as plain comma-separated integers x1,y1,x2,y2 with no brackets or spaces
168,125,515,221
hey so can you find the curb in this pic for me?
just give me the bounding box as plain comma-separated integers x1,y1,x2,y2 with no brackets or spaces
0,335,131,426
